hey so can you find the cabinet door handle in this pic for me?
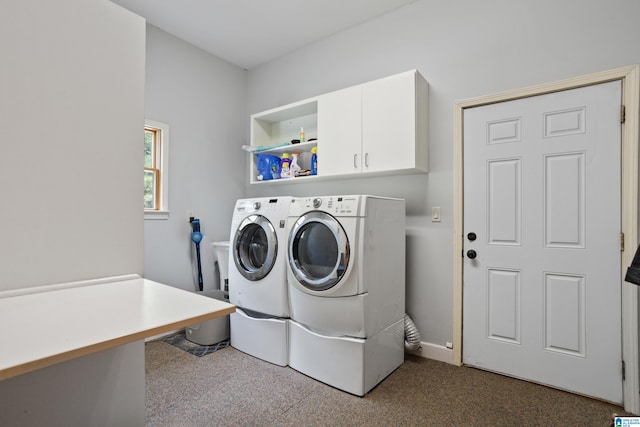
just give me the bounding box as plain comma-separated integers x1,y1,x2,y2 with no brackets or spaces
354,154,358,168
365,152,369,168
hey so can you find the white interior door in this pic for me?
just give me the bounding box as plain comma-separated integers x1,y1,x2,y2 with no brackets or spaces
462,81,623,403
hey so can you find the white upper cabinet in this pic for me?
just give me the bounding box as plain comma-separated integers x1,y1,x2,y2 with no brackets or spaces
362,70,428,174
319,70,428,177
316,85,362,176
248,70,428,184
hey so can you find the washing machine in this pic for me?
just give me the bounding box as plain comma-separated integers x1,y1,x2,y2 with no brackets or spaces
228,196,291,366
286,195,406,395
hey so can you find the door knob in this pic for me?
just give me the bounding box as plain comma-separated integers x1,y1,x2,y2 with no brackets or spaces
467,232,477,241
467,250,477,259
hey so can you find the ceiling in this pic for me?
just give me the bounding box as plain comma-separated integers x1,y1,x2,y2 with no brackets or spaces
110,0,418,70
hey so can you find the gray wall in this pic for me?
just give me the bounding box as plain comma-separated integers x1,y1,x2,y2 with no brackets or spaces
245,0,640,349
143,25,246,292
1,0,145,291
141,0,640,351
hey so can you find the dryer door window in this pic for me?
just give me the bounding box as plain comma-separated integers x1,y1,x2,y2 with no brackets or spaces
233,215,278,281
288,212,350,291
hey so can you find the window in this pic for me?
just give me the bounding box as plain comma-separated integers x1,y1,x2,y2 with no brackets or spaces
144,119,169,219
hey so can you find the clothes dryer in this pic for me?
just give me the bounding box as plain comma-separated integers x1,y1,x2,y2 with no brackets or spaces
228,197,291,366
286,195,406,395
286,195,405,338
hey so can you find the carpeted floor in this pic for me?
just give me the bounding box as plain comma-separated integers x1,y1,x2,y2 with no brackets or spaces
146,340,631,426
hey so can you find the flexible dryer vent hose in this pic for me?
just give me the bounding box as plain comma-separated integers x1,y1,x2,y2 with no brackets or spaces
404,313,421,352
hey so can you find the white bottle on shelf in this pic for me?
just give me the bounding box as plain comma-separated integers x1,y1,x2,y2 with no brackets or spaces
291,152,301,177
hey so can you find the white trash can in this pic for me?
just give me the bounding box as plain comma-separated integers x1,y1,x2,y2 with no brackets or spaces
186,290,230,345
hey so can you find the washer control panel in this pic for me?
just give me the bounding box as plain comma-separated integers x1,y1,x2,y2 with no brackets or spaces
235,198,287,214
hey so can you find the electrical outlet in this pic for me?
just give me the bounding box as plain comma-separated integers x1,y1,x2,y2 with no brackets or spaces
446,341,453,349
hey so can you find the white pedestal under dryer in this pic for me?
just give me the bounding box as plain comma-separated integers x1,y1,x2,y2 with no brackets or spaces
286,195,406,395
228,197,292,366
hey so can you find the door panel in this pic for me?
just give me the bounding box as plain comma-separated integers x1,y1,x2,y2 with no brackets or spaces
463,81,622,403
544,152,585,247
488,158,521,245
544,273,585,356
487,268,520,343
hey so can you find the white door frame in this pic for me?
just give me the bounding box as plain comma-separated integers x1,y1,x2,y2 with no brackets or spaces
453,65,640,413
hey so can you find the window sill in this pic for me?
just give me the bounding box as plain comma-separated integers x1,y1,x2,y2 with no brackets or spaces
144,210,170,220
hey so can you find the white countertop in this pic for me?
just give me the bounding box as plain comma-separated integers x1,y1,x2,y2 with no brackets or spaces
0,277,235,380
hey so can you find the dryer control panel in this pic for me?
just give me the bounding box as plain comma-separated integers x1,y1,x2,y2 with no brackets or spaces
289,195,361,216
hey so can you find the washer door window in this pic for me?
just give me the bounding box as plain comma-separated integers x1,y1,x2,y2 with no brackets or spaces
233,215,277,281
288,211,350,291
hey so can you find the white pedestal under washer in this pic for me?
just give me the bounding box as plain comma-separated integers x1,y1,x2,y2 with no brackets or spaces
230,307,288,366
228,197,292,366
286,195,406,394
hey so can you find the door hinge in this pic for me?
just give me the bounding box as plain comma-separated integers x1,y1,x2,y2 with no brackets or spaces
622,360,626,381
621,105,626,124
621,232,625,252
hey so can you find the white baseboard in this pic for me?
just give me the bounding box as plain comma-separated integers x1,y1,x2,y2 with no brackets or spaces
406,341,454,365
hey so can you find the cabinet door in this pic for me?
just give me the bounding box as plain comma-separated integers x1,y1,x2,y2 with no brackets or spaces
362,71,417,172
317,85,362,176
